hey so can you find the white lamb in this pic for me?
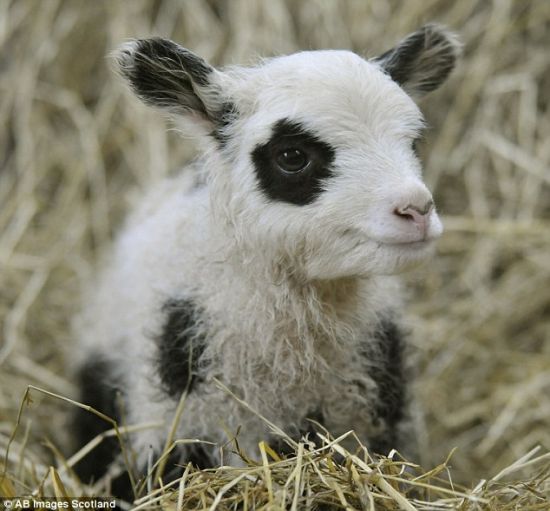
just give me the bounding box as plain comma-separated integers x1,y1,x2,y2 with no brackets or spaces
72,24,459,498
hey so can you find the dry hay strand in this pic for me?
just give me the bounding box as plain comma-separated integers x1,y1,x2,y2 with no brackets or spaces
1,0,550,509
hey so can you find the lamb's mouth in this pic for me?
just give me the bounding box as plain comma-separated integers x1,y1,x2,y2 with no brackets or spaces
379,239,436,248
341,229,436,250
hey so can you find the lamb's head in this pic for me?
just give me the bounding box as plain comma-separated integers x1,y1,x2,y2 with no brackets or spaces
116,25,460,279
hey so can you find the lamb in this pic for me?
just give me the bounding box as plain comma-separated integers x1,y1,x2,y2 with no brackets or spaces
72,24,459,498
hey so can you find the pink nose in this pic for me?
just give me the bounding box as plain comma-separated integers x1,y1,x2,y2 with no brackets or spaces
393,200,434,235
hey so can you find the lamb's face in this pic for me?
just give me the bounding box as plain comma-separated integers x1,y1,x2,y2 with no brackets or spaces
116,25,459,279
223,52,443,278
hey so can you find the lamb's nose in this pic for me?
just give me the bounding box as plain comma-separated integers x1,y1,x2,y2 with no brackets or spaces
393,200,434,234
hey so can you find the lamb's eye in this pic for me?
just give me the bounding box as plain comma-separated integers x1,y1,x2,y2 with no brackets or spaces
276,148,310,173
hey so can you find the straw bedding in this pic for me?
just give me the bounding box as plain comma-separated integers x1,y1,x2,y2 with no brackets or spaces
1,0,549,509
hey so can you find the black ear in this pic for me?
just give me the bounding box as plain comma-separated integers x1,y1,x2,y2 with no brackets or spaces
374,24,461,97
115,38,220,121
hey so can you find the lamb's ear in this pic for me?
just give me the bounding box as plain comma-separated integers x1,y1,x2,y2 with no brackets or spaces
115,38,222,123
373,24,461,97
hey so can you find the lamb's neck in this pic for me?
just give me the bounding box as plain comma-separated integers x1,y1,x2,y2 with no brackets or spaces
204,211,395,342
200,227,396,399
218,241,377,330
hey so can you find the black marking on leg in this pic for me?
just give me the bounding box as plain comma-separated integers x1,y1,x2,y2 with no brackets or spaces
368,317,406,455
72,356,133,500
272,410,325,457
142,443,215,487
156,298,207,398
251,118,336,206
165,443,215,480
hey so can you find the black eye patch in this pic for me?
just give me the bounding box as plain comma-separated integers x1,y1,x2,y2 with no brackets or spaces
251,119,335,206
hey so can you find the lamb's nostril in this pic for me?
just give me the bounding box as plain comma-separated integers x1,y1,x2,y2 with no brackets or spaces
393,200,434,237
393,208,415,221
394,199,434,222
